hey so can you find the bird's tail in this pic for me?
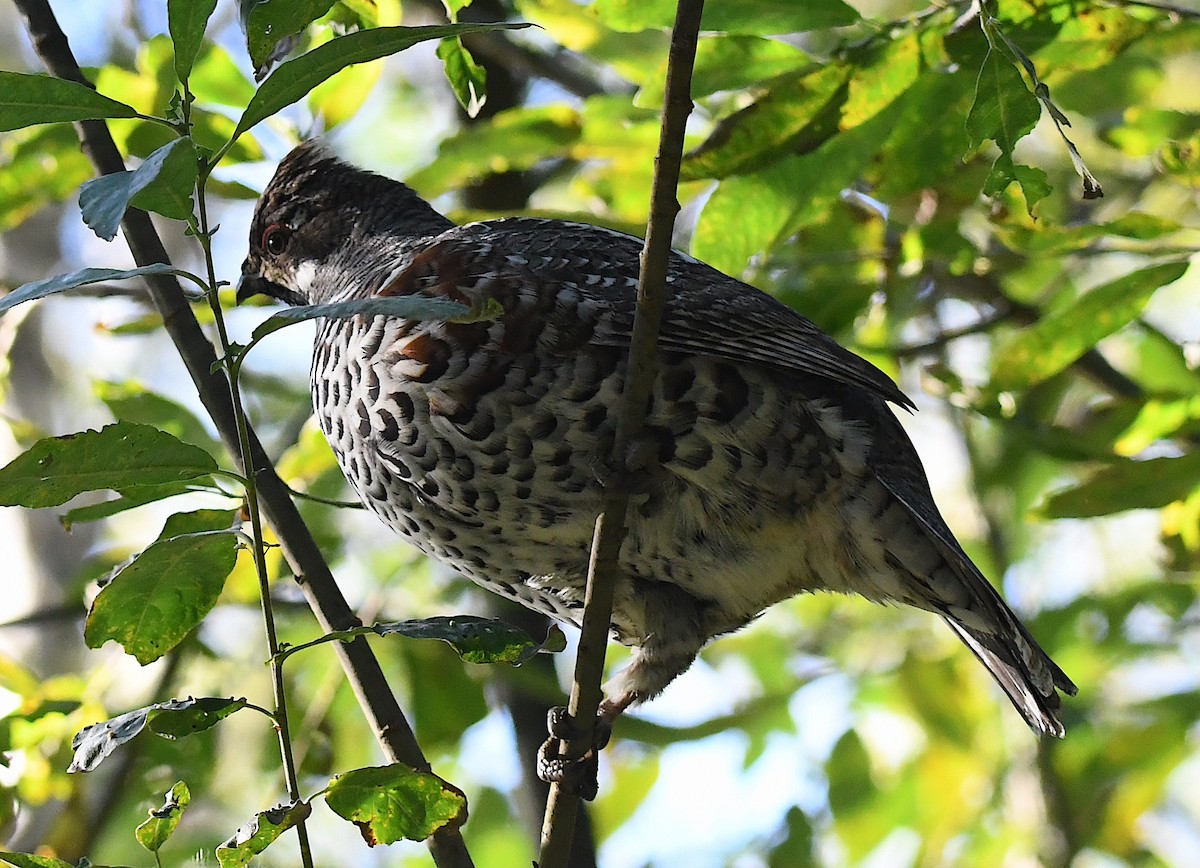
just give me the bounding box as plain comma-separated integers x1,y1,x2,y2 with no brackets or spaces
873,472,1078,736
941,612,1077,737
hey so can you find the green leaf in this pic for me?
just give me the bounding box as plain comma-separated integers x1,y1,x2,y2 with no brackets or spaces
639,35,809,105
0,124,93,232
768,807,816,868
592,0,859,35
169,0,219,82
78,138,197,240
683,64,850,180
242,0,336,75
407,105,581,198
130,139,199,222
965,42,1042,201
217,801,313,867
68,697,248,773
437,37,487,118
826,729,873,815
997,212,1182,256
1040,452,1200,519
280,615,564,667
0,855,74,868
249,296,470,345
0,71,140,132
992,261,1190,391
136,781,191,852
441,0,476,21
188,42,258,108
826,729,887,860
0,264,200,315
59,481,211,530
0,421,218,508
97,380,223,455
841,32,921,130
323,764,467,844
85,510,239,664
374,616,566,664
230,23,529,144
147,694,248,738
692,98,898,275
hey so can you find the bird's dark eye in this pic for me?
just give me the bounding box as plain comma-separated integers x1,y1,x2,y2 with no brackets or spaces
262,224,290,256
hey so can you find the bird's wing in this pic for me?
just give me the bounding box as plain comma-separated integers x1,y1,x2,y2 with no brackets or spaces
406,218,914,411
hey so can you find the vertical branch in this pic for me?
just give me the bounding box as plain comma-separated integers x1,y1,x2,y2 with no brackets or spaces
12,2,473,865
537,1,706,864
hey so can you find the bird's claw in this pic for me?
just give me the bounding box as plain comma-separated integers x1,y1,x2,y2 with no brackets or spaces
536,706,612,801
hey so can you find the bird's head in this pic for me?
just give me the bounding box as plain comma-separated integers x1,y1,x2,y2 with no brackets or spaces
237,139,349,306
237,140,452,306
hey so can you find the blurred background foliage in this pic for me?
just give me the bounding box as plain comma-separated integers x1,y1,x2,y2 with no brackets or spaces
1,0,1199,865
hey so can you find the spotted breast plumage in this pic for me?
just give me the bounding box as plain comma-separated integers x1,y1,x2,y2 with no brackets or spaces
238,139,1076,739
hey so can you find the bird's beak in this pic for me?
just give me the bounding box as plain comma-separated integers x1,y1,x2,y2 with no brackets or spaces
236,265,303,306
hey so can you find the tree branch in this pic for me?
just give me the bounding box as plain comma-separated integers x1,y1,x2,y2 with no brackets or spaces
407,0,625,99
12,2,472,865
536,1,705,864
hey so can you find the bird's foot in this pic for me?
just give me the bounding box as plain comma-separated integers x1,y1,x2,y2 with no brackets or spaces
536,706,613,801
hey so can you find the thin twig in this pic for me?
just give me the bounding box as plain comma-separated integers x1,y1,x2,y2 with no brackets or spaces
407,0,625,98
945,270,1146,400
194,136,314,862
861,305,1016,358
536,1,706,865
12,3,473,865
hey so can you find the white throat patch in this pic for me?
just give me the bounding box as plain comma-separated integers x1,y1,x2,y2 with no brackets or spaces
293,260,318,297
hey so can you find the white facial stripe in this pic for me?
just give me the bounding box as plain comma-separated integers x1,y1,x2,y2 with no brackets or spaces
293,260,318,296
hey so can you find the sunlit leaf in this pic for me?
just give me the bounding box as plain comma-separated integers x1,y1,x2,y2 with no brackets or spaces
0,124,92,232
408,105,581,198
376,615,565,665
639,35,809,105
230,23,529,143
97,380,223,455
841,31,921,130
1040,452,1200,519
241,0,336,76
683,64,850,180
324,764,467,844
0,72,139,132
997,212,1182,256
84,510,239,664
0,421,218,508
593,0,859,35
69,697,248,773
965,42,1041,202
169,0,219,82
217,801,313,867
136,781,191,852
692,99,898,275
0,854,74,868
437,37,487,118
993,261,1189,390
